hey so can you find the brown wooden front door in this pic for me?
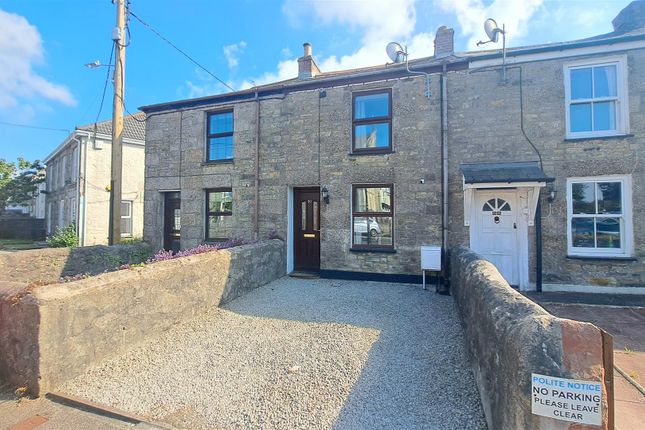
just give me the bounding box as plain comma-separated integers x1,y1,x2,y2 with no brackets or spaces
294,187,320,271
164,192,181,253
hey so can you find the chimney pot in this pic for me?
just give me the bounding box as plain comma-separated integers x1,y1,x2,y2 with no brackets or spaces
434,26,454,58
303,42,312,57
298,42,321,80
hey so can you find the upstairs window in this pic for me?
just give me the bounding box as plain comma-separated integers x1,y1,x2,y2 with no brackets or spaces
565,58,628,139
207,111,234,161
567,176,632,258
352,184,394,250
352,90,392,153
206,189,233,240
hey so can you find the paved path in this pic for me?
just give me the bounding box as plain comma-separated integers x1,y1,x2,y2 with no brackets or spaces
544,304,645,430
0,386,138,430
60,278,486,430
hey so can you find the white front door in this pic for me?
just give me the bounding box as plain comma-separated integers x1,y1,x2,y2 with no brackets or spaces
470,191,520,286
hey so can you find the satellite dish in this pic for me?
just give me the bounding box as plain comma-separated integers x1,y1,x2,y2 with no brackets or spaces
484,18,500,43
386,42,407,63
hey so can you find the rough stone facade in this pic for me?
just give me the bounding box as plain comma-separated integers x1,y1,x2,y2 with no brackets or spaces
144,78,443,276
447,50,644,290
143,42,644,290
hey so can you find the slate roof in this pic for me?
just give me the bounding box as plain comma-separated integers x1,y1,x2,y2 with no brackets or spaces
140,24,645,114
460,161,554,184
76,112,146,142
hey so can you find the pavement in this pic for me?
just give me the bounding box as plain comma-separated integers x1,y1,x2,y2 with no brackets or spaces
0,386,149,430
54,277,486,430
536,300,645,430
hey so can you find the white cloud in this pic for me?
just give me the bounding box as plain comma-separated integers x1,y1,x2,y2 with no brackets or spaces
435,0,620,49
239,59,299,89
435,0,544,49
183,0,624,98
0,9,76,115
252,0,434,85
222,41,247,69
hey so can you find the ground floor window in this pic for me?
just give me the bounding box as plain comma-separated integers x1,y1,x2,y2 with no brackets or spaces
352,184,393,249
206,188,233,240
121,200,133,237
567,175,632,257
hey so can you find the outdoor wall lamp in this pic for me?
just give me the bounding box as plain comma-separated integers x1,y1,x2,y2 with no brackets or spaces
547,185,557,203
321,186,330,204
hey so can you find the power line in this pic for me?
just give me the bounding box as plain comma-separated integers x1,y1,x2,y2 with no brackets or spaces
0,122,70,133
128,10,236,92
95,42,115,125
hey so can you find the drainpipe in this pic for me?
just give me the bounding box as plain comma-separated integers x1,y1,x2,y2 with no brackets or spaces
81,135,89,246
68,135,83,244
253,88,260,239
440,64,449,293
536,197,543,292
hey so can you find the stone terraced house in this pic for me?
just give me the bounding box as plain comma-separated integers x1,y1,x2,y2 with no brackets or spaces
141,1,645,294
44,113,146,246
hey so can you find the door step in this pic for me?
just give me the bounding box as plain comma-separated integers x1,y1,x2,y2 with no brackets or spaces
289,271,320,279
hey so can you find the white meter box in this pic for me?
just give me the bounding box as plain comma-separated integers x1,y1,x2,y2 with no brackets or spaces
421,246,442,271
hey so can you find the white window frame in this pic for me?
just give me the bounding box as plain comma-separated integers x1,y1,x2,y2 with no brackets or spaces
70,197,77,223
564,56,629,139
61,155,67,186
72,145,79,181
47,162,55,191
121,200,133,237
58,199,65,229
566,175,633,258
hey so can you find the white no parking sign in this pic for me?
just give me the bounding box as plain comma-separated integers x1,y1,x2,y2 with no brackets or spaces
531,373,602,425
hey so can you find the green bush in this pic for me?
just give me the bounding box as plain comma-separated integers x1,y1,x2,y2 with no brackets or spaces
120,236,143,245
47,223,79,248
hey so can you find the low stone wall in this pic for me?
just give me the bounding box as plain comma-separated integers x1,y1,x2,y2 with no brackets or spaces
0,239,285,395
450,247,612,430
0,242,153,284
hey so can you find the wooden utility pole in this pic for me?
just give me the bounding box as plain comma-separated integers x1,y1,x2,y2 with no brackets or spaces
109,0,126,245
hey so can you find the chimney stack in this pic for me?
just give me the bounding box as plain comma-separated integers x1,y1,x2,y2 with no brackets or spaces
612,0,645,33
434,26,454,58
298,42,321,79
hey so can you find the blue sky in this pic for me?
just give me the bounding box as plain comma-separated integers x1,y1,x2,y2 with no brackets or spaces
0,0,630,164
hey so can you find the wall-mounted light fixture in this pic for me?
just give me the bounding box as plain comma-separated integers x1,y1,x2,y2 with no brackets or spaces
547,185,557,203
321,186,330,204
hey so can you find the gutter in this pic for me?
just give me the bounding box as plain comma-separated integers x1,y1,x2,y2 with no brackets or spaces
466,32,645,63
140,60,469,114
44,130,144,164
81,136,88,247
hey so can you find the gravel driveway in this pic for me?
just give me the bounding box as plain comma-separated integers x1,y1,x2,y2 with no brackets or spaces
61,278,486,430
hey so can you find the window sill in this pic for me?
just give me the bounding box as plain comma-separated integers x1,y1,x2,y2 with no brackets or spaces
564,134,633,143
349,149,395,156
350,247,397,254
566,254,636,262
202,159,234,166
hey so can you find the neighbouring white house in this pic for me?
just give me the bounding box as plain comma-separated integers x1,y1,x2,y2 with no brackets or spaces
43,113,146,245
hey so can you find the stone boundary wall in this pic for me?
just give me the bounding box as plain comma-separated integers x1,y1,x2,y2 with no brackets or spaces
0,239,285,396
0,242,153,284
450,247,612,430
